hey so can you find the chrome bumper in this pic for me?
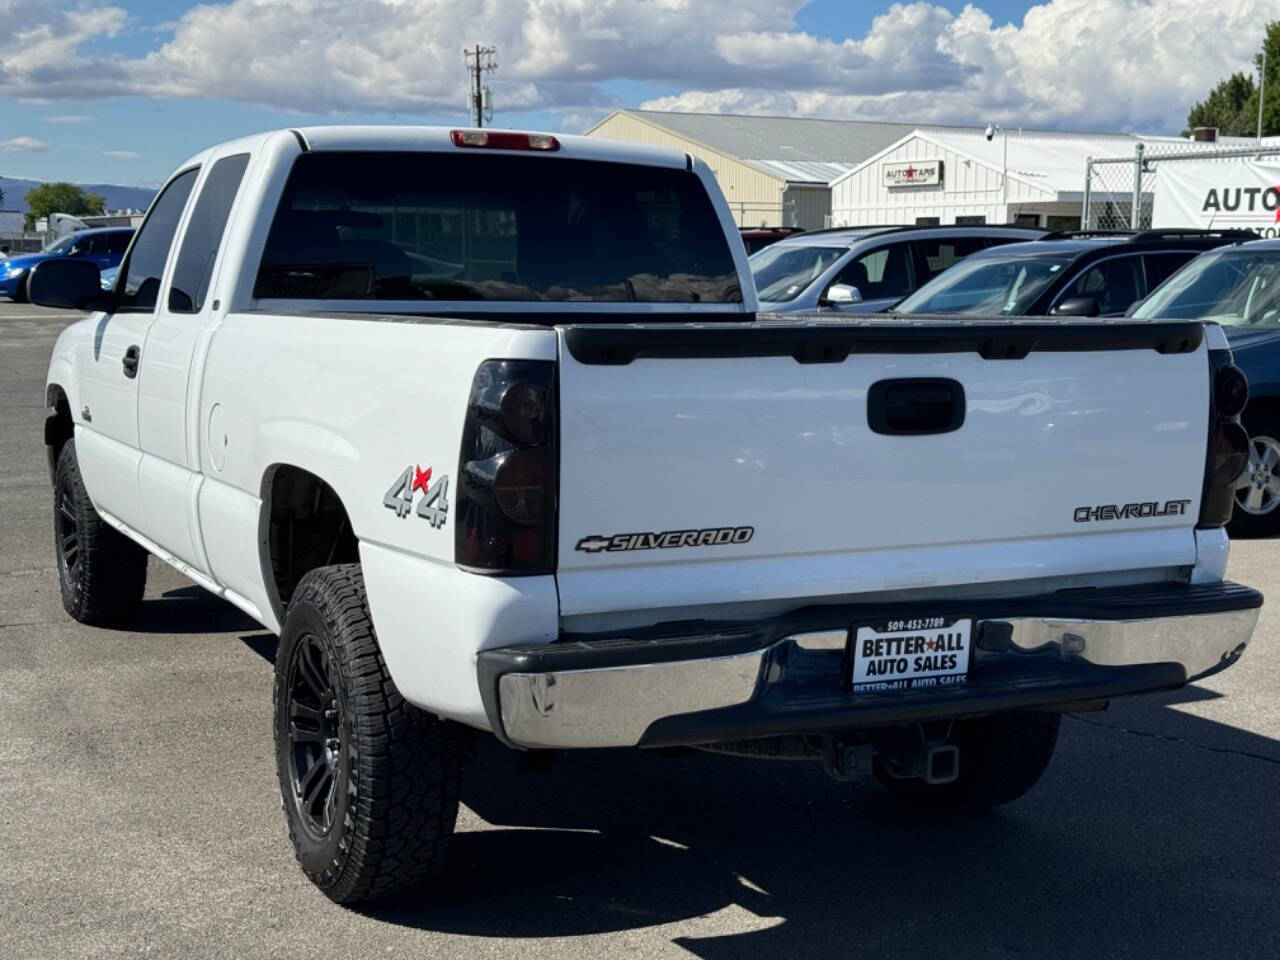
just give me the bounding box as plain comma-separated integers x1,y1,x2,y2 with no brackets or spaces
482,586,1261,750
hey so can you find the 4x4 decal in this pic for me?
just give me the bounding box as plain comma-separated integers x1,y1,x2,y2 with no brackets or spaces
383,464,449,529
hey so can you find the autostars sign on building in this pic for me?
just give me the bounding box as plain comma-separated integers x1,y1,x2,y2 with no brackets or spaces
883,159,943,188
1152,159,1280,237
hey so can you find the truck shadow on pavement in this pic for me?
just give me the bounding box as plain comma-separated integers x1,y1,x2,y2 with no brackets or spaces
127,585,261,634
359,692,1280,959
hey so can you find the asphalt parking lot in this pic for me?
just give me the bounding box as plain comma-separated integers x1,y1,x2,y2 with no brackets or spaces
2,300,1279,960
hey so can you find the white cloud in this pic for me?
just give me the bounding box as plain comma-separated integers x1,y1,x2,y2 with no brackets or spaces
44,114,94,123
643,0,1273,132
0,136,50,152
102,149,139,158
0,0,1269,133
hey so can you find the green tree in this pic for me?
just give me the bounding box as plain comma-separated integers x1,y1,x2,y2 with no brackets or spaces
23,182,106,231
1186,21,1280,138
1185,72,1257,136
1240,21,1280,139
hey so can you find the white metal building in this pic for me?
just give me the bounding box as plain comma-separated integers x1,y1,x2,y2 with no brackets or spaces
828,129,1144,229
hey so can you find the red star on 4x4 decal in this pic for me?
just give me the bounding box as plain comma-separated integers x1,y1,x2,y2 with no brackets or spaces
411,465,432,493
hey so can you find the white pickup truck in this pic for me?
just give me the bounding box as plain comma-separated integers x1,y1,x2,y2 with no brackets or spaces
37,126,1262,904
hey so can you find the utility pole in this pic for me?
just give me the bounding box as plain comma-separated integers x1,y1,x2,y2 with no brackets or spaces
1259,48,1268,143
464,44,497,128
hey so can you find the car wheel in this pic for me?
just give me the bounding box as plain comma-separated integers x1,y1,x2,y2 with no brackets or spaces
1228,410,1280,538
53,440,148,624
12,274,29,303
873,711,1060,812
275,563,462,904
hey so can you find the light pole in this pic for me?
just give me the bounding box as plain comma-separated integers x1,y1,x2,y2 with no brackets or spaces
985,123,1009,214
1259,48,1268,143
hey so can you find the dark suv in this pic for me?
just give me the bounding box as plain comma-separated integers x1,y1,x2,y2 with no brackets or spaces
893,229,1256,318
751,224,1047,313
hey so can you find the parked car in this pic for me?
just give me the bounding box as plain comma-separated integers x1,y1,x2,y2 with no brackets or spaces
751,224,1047,313
1128,239,1280,536
34,127,1260,905
893,229,1254,318
0,226,133,301
739,225,804,255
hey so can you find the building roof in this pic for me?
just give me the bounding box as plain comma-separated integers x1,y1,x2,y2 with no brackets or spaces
605,109,917,183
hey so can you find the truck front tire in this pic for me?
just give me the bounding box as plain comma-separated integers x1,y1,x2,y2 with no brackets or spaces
873,711,1060,812
53,440,147,624
274,563,461,904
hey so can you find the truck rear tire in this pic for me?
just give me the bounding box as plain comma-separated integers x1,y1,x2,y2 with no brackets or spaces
873,711,1060,812
53,440,147,625
274,563,461,904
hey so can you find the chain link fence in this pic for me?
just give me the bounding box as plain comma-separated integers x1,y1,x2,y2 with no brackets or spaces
1083,142,1280,230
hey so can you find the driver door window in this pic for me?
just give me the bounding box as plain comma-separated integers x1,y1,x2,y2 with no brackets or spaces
834,244,914,303
117,168,200,313
1057,255,1145,315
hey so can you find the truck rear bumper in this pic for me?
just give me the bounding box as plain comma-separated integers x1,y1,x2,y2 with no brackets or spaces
477,581,1262,749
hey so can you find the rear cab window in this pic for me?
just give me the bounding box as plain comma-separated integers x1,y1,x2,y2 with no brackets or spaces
253,152,741,307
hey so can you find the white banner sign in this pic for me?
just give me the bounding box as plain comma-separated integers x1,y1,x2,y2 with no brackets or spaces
1152,160,1280,237
883,159,943,188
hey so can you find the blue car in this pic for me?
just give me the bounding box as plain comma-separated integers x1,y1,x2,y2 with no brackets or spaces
0,226,134,301
1130,238,1280,536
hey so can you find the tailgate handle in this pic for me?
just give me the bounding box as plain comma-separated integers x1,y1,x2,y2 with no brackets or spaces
867,378,965,436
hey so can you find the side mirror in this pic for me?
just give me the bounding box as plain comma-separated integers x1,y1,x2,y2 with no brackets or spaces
1051,296,1101,318
821,283,863,306
28,258,112,311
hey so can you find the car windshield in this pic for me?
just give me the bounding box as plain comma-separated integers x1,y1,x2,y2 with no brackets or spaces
749,244,847,302
1131,249,1280,327
895,253,1074,315
43,236,75,255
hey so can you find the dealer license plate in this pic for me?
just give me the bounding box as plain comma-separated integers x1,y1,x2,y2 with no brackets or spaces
850,617,972,692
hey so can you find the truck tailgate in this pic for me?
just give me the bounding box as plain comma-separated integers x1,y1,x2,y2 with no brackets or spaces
554,322,1210,619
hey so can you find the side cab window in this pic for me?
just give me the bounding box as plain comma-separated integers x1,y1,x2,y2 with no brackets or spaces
167,153,251,313
116,167,200,313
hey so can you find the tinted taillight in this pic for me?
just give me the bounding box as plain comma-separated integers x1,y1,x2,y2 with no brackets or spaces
1199,350,1250,527
456,359,557,574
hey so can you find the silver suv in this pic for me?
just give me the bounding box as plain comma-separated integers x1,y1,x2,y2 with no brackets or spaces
750,224,1047,313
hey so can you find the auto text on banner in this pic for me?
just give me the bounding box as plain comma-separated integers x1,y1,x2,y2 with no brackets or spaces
1151,160,1280,238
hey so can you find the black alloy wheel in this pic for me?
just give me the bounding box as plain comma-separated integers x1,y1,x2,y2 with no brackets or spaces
284,633,347,840
55,469,82,597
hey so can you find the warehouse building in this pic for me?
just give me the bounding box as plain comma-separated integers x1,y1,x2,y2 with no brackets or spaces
586,109,922,229
587,109,1162,231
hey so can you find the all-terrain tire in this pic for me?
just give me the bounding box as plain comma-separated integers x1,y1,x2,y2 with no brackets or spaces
874,711,1060,812
274,563,462,904
53,440,147,625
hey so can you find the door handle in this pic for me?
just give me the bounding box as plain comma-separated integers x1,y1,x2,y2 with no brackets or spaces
867,378,965,435
122,344,140,379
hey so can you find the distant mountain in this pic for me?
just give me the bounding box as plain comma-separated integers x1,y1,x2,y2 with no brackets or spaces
0,176,156,214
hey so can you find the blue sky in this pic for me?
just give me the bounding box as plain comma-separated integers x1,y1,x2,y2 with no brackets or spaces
0,0,1266,189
